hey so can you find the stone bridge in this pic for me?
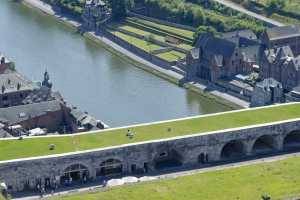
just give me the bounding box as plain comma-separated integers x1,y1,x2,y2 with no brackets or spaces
1,118,300,192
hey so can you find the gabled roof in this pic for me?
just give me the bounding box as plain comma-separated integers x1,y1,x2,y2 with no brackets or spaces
0,100,62,125
0,72,35,94
222,30,257,41
265,25,300,41
195,33,236,59
264,46,294,63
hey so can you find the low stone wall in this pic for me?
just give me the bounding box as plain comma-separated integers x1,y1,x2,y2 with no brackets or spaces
1,118,300,192
100,29,176,68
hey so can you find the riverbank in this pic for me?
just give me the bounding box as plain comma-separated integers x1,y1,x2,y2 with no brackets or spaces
21,0,247,109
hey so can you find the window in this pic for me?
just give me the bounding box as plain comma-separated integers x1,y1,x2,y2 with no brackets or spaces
131,164,136,172
2,95,8,101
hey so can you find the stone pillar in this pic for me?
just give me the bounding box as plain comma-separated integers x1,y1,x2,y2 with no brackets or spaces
273,135,284,151
244,140,255,156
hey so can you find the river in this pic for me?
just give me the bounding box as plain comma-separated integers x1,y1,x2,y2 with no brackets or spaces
0,1,230,127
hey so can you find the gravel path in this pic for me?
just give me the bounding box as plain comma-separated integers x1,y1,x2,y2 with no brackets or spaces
212,0,285,27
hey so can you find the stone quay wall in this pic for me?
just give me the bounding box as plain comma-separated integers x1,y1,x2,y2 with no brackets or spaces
1,119,300,192
100,29,176,68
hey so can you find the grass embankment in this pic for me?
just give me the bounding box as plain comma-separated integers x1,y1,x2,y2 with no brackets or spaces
1,103,300,161
108,17,194,62
51,156,300,200
127,17,194,40
110,30,186,62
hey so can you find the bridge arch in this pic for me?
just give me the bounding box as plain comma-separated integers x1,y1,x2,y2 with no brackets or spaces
96,158,123,177
60,163,90,184
283,130,300,150
220,140,246,161
252,135,277,155
153,149,183,170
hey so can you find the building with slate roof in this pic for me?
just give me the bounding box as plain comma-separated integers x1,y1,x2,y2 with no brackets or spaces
0,54,107,137
261,25,300,56
251,78,283,107
260,46,300,91
0,72,37,108
0,100,64,136
186,31,260,82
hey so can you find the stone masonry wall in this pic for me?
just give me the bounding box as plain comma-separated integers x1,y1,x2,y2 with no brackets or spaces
1,119,300,191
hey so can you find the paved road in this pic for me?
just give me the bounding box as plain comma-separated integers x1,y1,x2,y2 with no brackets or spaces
212,0,285,27
13,151,300,200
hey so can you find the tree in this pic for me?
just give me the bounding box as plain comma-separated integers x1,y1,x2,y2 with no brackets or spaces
110,0,127,20
266,0,286,14
193,26,217,45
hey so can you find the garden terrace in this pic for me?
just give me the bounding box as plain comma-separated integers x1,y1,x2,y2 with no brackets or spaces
1,103,300,162
108,29,187,62
109,21,193,51
126,17,195,43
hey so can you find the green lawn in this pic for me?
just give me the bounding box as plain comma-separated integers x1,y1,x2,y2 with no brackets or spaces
157,51,186,62
1,103,300,162
111,31,161,52
128,17,195,40
110,30,186,62
112,22,193,50
51,156,300,200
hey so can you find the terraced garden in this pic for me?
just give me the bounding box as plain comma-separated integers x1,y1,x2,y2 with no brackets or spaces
1,103,300,162
107,17,194,63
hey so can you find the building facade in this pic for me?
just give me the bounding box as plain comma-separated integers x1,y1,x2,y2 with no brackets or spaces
261,25,300,56
186,31,260,82
260,46,300,91
82,0,108,30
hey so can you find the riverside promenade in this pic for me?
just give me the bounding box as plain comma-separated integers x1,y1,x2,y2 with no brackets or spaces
22,0,249,108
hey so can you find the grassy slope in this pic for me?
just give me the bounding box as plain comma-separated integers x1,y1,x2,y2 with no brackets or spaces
51,156,300,200
1,103,300,161
128,17,195,40
110,31,186,61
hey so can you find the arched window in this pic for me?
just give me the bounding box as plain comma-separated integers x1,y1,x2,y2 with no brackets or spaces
97,159,123,177
61,164,89,183
221,140,245,160
154,149,183,170
284,130,300,150
252,135,276,155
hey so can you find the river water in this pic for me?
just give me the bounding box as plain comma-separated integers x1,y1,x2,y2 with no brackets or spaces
0,1,230,127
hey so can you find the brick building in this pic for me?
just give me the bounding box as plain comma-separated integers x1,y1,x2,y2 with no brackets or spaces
261,25,300,56
186,31,260,82
260,45,300,91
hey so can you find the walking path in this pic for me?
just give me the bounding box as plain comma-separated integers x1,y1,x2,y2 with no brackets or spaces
212,0,285,27
13,151,300,200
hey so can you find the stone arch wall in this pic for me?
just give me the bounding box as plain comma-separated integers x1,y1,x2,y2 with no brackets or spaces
283,129,300,150
219,139,247,161
251,135,278,155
